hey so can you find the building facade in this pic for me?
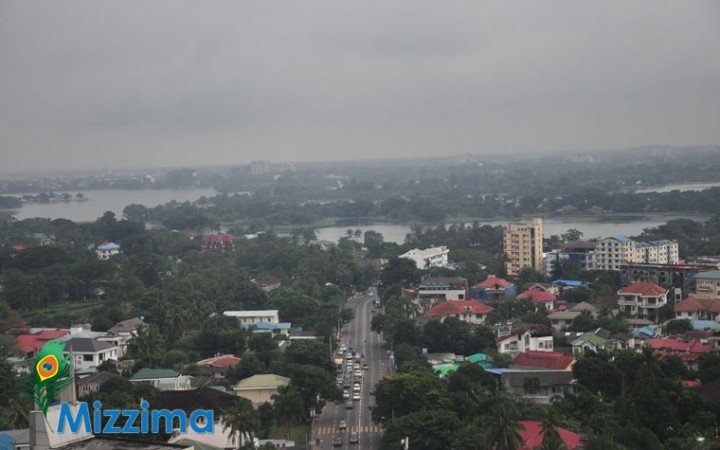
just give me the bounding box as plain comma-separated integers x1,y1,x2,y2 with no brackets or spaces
400,246,449,269
503,218,543,276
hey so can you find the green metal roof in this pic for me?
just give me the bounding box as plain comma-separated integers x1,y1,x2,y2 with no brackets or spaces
433,364,459,376
235,374,290,389
131,368,180,380
579,332,607,346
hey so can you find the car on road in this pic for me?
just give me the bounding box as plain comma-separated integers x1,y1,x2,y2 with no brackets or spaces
362,363,369,370
343,380,351,389
353,392,361,401
353,384,361,392
338,420,347,430
348,433,359,444
354,370,362,377
343,390,350,399
345,401,354,409
333,436,344,447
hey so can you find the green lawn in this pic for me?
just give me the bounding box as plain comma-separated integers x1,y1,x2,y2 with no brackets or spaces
268,422,311,446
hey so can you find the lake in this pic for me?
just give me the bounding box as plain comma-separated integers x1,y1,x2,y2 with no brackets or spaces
315,216,709,245
2,188,217,221
636,181,720,193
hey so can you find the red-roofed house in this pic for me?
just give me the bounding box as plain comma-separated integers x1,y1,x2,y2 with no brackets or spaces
517,289,556,311
201,234,235,252
423,300,493,325
675,296,720,321
518,420,582,450
647,338,712,367
17,329,69,356
510,351,575,371
196,354,242,378
497,325,554,356
617,281,668,322
471,275,517,305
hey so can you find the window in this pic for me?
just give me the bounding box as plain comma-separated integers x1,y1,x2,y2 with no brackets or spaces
83,354,94,362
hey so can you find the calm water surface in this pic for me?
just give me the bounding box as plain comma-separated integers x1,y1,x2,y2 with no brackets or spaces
3,188,217,221
315,216,708,244
635,181,720,193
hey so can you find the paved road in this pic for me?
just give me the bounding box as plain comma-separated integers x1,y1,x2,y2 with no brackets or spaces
312,292,389,449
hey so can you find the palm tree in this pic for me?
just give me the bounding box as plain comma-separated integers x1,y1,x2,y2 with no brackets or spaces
223,397,260,449
271,385,304,440
480,403,522,450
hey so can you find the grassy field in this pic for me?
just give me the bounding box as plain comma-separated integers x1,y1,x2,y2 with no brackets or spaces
22,299,105,327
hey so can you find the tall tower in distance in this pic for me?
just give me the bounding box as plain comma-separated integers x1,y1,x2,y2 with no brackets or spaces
503,218,544,276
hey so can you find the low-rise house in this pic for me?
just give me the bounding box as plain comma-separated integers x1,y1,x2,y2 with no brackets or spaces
224,309,280,324
471,275,516,305
497,325,554,356
146,386,254,449
95,241,120,260
233,374,290,405
417,277,468,309
130,368,191,391
647,338,713,368
617,281,668,322
75,371,120,398
517,289,556,311
571,328,612,354
200,233,235,252
510,351,575,371
569,301,597,316
400,246,449,269
487,369,577,404
242,321,292,335
98,317,144,357
675,296,720,321
517,420,583,450
548,311,581,331
196,354,241,378
17,329,69,357
251,275,281,292
524,283,560,296
63,338,118,373
423,300,493,325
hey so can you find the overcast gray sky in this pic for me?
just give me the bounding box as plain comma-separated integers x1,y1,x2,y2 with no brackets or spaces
1,1,719,173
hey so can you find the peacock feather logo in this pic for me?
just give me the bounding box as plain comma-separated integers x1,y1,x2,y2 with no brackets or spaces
26,340,74,426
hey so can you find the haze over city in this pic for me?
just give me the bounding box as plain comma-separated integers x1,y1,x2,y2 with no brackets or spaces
1,1,719,173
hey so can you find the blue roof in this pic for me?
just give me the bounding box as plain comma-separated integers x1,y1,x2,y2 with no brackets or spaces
242,322,291,331
484,368,508,377
692,320,720,331
610,236,631,242
552,279,584,287
97,242,120,250
634,326,655,338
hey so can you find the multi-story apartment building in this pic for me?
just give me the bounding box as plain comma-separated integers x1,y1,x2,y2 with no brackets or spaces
675,270,720,321
595,236,679,271
503,218,543,276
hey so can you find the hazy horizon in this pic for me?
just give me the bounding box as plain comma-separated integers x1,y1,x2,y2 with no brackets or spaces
2,1,719,173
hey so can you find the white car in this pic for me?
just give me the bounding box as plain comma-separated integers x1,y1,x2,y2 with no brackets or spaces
354,370,362,378
353,385,361,392
338,420,347,430
343,391,350,399
353,393,361,401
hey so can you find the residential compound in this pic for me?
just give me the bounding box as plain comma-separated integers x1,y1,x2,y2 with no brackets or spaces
543,236,680,273
400,246,449,269
503,218,543,276
594,236,679,270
